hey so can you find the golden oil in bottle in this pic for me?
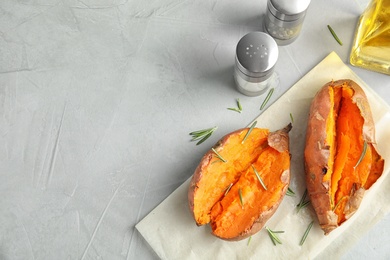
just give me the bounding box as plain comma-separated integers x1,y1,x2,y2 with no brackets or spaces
350,0,390,75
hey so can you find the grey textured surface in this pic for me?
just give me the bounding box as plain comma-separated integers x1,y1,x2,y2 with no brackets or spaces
0,0,389,259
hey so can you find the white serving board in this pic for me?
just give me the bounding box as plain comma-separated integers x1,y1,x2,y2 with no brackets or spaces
136,52,390,260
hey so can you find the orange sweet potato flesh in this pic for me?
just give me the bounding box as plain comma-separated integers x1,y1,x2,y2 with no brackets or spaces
188,124,292,240
304,79,384,235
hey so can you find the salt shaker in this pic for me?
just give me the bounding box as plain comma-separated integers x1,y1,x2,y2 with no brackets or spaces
234,32,279,97
264,0,311,45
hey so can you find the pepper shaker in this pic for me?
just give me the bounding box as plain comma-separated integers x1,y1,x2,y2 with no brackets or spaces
234,32,279,97
264,0,311,45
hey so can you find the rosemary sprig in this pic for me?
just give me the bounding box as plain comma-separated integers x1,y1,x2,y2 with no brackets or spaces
286,187,295,197
354,141,367,169
228,98,243,113
242,120,257,144
266,226,284,245
297,189,310,213
224,183,233,196
290,113,294,123
189,126,217,145
238,188,244,208
299,221,314,246
212,148,227,163
252,165,267,190
327,25,343,46
260,88,274,110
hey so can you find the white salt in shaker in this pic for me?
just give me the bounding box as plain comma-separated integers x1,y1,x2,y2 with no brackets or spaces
264,0,311,45
234,32,279,97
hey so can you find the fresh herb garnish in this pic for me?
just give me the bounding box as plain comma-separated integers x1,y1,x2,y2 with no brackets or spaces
290,113,294,123
237,98,243,111
354,141,367,169
224,183,233,196
242,121,257,144
228,98,243,113
212,148,227,163
189,126,217,145
252,165,267,190
227,108,241,113
286,187,295,197
298,201,310,212
247,236,252,246
266,226,284,245
299,221,314,246
327,25,343,46
238,188,244,208
260,88,274,110
297,189,310,213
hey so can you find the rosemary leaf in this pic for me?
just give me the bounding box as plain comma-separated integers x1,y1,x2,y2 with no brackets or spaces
212,148,227,163
242,121,257,144
297,200,311,213
327,25,343,46
260,88,274,110
224,183,233,196
354,141,367,169
286,187,295,197
227,107,241,113
247,236,252,246
252,165,267,190
266,226,283,245
238,188,244,208
267,231,276,246
297,189,308,206
297,189,310,213
300,221,314,246
290,113,294,123
237,98,242,111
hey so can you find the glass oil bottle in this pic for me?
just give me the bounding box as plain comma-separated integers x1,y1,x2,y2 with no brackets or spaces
350,0,390,75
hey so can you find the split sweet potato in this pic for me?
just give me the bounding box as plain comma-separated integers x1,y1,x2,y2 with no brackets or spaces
188,124,292,240
304,79,384,235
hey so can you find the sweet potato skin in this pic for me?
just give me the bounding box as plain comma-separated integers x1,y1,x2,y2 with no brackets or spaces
188,124,292,240
304,80,338,234
304,79,384,235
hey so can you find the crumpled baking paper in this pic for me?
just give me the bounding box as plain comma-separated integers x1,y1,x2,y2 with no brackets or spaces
136,52,390,259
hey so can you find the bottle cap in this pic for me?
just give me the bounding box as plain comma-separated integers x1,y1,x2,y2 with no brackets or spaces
235,32,278,82
268,0,311,22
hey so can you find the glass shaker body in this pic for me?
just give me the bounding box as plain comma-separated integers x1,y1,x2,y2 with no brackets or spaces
350,0,390,75
234,32,279,97
264,0,311,45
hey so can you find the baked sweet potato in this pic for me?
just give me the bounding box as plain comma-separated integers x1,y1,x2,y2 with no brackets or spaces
188,124,292,240
304,79,384,235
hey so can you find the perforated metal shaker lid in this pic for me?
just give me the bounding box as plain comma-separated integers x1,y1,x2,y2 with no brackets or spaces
268,0,311,21
235,32,278,80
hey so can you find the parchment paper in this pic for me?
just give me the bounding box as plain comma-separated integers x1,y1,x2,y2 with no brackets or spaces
136,52,390,260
